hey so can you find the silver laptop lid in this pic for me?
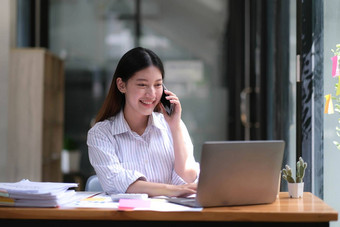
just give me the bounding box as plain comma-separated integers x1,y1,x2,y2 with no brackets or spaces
196,140,284,207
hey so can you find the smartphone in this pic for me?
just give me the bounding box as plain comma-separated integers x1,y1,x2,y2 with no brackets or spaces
160,85,174,116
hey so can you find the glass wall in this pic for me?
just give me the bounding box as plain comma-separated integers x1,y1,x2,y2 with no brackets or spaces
324,1,340,226
49,0,228,177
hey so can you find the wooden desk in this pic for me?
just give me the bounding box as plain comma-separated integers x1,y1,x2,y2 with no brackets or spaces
0,192,337,226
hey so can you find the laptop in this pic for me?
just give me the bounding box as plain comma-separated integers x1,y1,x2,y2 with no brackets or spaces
168,140,284,207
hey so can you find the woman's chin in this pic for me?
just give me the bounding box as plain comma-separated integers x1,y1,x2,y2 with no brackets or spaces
138,107,155,116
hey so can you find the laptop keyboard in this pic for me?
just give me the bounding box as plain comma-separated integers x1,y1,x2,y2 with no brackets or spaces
167,197,201,208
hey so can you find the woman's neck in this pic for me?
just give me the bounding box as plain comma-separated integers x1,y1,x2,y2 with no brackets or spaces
123,108,149,136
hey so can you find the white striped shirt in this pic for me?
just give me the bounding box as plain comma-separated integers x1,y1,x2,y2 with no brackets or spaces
87,110,197,194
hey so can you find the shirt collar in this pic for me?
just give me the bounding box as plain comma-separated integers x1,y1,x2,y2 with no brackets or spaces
111,110,130,135
150,112,168,131
111,110,167,135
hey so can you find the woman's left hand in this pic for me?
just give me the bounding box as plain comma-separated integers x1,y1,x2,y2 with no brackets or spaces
160,89,181,129
159,89,198,183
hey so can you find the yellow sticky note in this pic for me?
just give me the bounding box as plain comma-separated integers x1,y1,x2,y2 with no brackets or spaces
325,94,331,114
325,94,334,114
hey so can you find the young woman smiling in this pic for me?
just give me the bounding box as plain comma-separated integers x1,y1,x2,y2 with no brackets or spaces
87,47,198,197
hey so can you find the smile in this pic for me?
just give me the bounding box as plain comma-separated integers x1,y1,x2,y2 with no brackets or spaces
140,99,156,105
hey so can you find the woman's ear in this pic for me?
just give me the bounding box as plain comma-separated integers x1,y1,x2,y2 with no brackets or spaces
116,77,127,93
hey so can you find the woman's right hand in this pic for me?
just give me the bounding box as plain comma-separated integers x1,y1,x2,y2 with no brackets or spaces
165,183,197,197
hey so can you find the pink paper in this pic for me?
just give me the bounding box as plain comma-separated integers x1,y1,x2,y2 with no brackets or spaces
332,55,338,77
118,199,151,210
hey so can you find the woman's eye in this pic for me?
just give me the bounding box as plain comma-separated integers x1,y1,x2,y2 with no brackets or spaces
137,84,147,87
155,83,162,87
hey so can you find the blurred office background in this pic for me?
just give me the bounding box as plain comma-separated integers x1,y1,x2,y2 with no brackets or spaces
1,1,340,225
46,0,295,178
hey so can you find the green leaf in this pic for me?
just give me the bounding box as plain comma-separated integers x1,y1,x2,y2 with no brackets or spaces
287,175,295,183
333,141,340,150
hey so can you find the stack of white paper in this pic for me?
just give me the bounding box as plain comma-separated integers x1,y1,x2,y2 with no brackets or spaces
0,179,78,207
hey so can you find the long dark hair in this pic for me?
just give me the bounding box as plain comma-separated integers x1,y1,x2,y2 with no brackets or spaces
95,47,165,123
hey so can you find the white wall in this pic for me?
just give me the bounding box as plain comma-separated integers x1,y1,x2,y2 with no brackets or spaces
0,0,16,181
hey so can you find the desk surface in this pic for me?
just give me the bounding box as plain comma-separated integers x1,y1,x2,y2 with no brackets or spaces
0,192,337,223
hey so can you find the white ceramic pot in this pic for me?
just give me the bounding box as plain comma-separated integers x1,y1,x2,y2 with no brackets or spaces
288,182,304,198
61,149,81,173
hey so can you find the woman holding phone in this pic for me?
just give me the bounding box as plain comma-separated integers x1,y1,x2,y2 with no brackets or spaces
87,47,198,197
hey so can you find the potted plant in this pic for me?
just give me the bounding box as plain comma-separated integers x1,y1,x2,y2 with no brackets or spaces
61,136,80,174
282,157,307,198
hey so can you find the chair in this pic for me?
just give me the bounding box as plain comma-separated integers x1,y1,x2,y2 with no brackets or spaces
85,175,103,192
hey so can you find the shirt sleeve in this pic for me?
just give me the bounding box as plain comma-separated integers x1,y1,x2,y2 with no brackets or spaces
171,169,186,185
87,126,146,194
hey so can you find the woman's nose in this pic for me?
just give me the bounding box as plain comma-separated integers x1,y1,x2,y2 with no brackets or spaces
145,86,156,97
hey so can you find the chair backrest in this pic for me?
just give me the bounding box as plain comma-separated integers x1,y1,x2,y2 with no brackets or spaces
85,175,103,192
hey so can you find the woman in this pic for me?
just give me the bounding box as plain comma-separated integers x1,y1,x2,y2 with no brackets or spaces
87,47,199,197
